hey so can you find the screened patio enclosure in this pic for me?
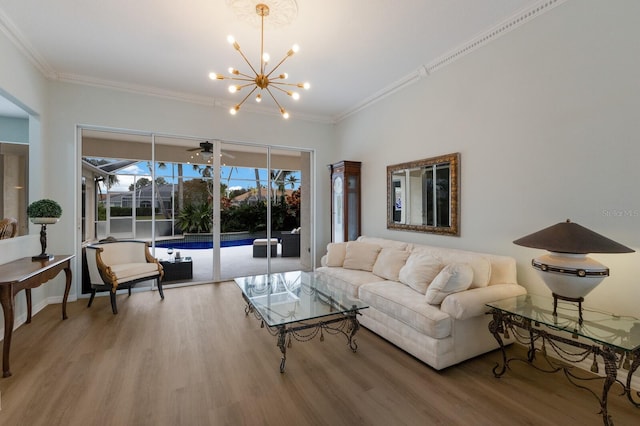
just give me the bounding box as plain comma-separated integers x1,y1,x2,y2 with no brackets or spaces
80,129,313,292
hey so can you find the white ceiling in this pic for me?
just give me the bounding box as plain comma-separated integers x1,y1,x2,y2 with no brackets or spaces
0,0,557,122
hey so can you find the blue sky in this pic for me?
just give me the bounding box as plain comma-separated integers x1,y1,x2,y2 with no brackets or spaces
103,160,300,193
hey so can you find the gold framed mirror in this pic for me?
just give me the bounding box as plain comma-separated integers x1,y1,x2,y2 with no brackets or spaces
387,152,459,236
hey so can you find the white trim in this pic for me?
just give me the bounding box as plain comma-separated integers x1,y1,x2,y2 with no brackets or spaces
334,0,568,122
0,8,57,79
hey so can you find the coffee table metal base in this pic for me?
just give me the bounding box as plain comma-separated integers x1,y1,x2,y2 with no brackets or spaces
243,298,360,373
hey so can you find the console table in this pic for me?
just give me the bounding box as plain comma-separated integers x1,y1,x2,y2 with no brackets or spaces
0,254,74,377
487,294,640,425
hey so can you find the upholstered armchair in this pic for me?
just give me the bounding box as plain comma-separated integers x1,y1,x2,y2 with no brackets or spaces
85,240,164,314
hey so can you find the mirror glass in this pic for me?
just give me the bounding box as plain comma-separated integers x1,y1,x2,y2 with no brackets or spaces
387,153,459,236
0,93,30,237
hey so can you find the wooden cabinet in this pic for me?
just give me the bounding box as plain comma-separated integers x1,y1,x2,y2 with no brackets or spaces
329,161,361,242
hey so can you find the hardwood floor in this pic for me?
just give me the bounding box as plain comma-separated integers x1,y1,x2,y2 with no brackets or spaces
0,282,638,425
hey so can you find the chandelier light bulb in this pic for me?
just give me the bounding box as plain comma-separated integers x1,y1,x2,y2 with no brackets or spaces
227,35,235,44
230,106,239,115
228,85,238,93
291,92,300,100
256,93,262,102
302,82,310,90
280,73,288,79
280,108,289,119
292,44,300,53
262,52,270,63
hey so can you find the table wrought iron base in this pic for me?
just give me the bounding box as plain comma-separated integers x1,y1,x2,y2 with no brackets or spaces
488,308,640,426
244,300,361,373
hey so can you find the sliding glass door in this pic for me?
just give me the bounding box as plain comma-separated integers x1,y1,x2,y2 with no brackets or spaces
80,128,313,290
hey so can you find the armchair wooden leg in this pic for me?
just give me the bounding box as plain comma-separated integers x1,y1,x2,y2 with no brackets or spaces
87,289,96,308
128,287,132,296
157,278,165,300
110,292,118,315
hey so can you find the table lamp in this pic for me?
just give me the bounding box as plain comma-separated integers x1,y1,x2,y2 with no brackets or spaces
513,219,634,323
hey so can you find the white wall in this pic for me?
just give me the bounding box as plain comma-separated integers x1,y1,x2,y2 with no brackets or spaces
335,0,640,316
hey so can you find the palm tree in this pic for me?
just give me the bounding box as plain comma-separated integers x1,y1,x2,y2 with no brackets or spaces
286,174,298,189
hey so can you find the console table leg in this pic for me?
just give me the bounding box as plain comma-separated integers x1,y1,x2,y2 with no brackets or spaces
62,265,72,320
1,285,15,377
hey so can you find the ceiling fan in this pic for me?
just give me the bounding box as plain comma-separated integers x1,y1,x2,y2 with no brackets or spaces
186,141,235,163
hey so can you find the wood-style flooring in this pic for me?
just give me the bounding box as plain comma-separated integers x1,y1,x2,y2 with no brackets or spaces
0,282,638,425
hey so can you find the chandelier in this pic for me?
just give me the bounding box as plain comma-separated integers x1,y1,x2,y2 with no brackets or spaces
209,2,310,119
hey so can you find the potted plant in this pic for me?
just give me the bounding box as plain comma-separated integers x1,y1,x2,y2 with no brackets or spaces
27,198,63,224
27,199,62,260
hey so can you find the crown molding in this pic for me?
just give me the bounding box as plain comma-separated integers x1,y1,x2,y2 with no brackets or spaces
334,0,568,123
0,8,58,79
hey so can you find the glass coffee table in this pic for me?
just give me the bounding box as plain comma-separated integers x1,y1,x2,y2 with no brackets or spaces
234,270,368,372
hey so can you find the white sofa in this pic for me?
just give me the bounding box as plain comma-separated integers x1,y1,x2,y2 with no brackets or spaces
317,236,526,370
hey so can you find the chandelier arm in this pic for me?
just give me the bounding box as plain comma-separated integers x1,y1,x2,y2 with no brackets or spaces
265,87,285,110
233,71,255,79
265,54,293,79
236,86,259,109
269,81,306,88
226,77,258,83
268,85,290,95
235,48,260,77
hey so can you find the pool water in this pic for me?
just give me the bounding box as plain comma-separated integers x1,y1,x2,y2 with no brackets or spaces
155,238,254,250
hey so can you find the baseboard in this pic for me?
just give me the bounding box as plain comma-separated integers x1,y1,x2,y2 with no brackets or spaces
0,295,77,341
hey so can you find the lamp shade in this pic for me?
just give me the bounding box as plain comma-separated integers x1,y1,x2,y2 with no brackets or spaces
513,219,634,254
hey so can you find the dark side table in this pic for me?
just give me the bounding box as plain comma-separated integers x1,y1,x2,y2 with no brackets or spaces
160,257,193,282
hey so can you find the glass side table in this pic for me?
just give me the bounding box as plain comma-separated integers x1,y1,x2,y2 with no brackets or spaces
487,294,640,426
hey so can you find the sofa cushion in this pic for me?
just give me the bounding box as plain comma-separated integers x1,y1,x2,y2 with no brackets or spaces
315,266,381,298
412,246,492,288
357,236,410,251
398,251,443,294
358,281,452,339
325,242,347,266
425,263,474,305
343,241,382,272
372,248,411,281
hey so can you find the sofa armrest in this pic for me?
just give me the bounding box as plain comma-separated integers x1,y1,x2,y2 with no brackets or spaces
440,284,527,320
321,255,328,267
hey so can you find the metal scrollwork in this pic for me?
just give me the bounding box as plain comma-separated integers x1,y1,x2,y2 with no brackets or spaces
488,308,639,426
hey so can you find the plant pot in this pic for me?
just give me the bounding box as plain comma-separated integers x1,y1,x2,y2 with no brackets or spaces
31,217,59,225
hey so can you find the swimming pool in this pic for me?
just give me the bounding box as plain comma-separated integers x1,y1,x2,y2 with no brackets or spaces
155,238,255,250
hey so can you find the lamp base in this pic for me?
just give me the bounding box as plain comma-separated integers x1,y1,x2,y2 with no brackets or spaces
32,253,54,261
552,293,584,325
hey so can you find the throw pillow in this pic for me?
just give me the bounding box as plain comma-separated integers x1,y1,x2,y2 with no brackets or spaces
372,248,411,281
325,242,347,267
398,251,443,294
425,263,474,305
342,241,382,272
